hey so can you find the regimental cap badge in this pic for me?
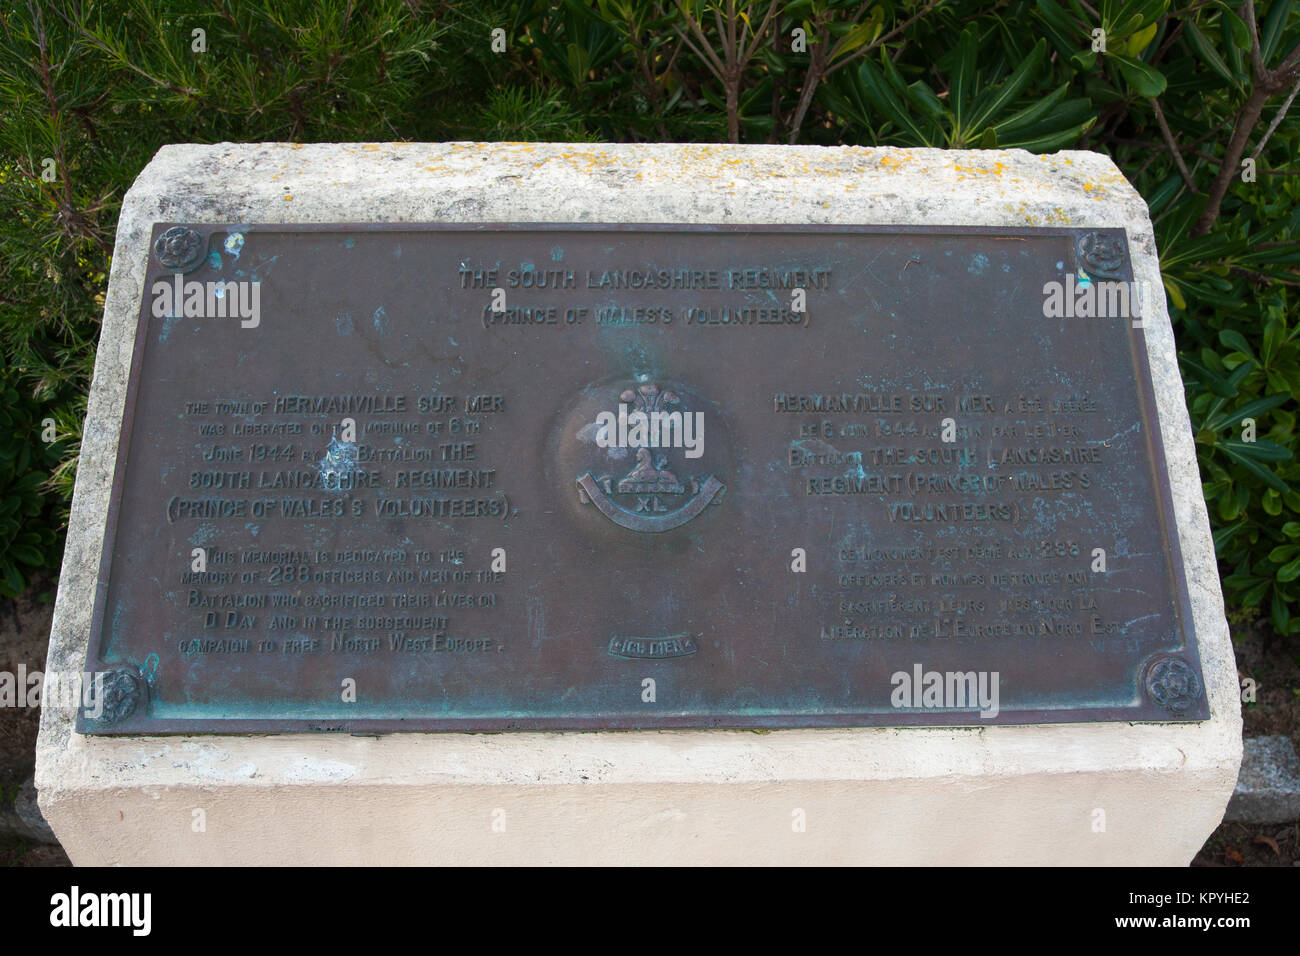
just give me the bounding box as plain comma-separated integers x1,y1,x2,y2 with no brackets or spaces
576,379,725,533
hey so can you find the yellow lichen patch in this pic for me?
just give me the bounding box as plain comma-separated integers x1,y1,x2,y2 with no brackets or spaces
549,149,625,174
291,143,303,150
1010,199,1071,225
951,161,1008,179
283,194,293,201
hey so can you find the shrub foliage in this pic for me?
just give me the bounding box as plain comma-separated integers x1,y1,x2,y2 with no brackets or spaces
0,0,1297,630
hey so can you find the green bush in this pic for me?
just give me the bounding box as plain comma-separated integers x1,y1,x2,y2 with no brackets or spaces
0,0,1297,635
0,353,62,597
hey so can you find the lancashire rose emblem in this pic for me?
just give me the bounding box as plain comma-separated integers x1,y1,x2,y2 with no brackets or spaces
576,380,725,532
1143,656,1202,714
1076,231,1127,280
154,226,205,271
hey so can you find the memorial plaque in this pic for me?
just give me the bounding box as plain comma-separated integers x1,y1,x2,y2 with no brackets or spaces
79,222,1208,733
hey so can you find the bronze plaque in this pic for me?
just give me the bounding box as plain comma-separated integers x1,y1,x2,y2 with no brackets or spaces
79,223,1208,734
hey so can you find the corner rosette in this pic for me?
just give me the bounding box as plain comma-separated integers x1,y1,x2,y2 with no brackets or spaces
154,226,206,272
84,654,159,726
1142,655,1202,715
1075,231,1128,281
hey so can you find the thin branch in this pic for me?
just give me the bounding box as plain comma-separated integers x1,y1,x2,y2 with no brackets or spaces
1244,0,1265,79
1149,97,1198,192
50,2,199,98
738,0,781,66
673,4,726,77
674,25,726,80
1279,38,1300,75
1134,124,1220,176
788,12,832,144
824,0,946,78
1252,74,1300,157
1192,0,1300,235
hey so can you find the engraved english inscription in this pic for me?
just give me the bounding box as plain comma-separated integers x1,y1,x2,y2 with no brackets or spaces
81,224,1207,733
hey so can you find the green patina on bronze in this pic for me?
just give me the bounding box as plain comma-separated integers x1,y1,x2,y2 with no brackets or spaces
79,223,1207,734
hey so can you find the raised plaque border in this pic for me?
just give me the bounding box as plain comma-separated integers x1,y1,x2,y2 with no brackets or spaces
79,222,1209,734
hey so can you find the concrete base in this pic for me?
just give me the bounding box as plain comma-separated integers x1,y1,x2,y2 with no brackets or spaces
37,143,1241,865
1224,735,1300,825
